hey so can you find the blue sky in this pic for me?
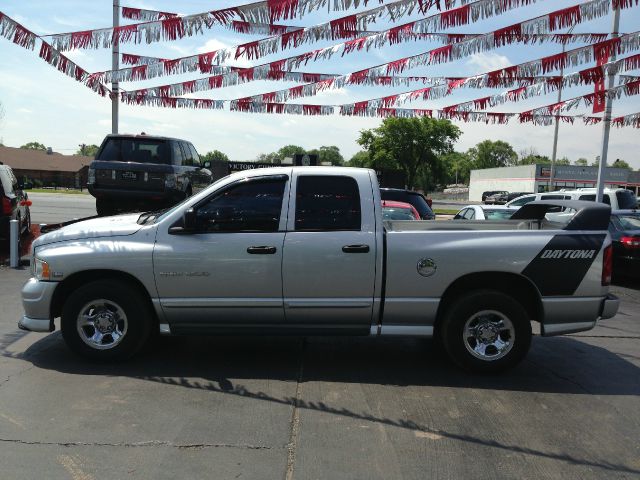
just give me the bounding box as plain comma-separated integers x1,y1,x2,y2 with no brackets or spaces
0,0,639,166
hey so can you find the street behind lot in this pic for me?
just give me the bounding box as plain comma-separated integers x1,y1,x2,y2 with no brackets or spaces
0,266,639,480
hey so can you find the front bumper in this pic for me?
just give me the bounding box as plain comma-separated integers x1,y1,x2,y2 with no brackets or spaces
20,278,58,332
18,316,53,332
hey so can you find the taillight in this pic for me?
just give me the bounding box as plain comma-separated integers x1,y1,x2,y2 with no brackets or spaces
2,196,12,215
602,244,613,286
620,236,640,248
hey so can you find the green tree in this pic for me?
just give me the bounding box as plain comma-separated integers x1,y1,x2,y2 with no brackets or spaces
611,158,631,169
574,157,589,166
441,151,472,185
308,145,344,166
277,145,306,161
257,152,280,163
357,117,461,189
20,141,46,151
467,140,518,169
348,150,371,168
202,149,229,162
76,144,100,156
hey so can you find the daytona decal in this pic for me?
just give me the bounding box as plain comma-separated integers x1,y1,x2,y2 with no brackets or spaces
521,234,606,296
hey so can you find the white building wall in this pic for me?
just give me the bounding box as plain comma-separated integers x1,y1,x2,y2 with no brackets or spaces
469,165,537,202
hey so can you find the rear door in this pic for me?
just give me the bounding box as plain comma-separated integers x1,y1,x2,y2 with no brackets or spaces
282,173,376,331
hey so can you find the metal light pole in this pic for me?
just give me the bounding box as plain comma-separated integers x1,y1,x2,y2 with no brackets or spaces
112,0,120,134
549,24,576,192
595,5,621,202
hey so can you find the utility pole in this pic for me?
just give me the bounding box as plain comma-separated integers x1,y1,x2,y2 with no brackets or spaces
112,0,120,134
595,5,621,202
549,24,576,192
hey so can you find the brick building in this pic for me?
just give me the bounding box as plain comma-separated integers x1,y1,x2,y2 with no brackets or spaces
0,145,91,189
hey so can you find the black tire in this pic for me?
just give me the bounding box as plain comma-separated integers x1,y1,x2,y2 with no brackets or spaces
61,280,152,361
440,290,532,373
96,198,116,216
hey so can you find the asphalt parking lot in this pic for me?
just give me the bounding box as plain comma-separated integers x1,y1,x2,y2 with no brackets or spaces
1,264,639,480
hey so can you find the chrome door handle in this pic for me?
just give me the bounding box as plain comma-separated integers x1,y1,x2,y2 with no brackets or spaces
247,246,277,254
342,244,370,253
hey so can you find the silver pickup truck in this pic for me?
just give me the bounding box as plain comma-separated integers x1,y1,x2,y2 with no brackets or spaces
19,167,619,372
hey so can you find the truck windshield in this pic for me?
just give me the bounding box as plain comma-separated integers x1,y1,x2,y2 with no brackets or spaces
96,138,170,164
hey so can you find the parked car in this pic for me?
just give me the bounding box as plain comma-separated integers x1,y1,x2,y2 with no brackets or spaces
482,190,507,203
382,200,420,220
608,210,640,278
88,134,213,216
20,168,618,373
454,205,514,220
507,188,637,211
380,188,435,219
493,192,534,204
0,164,31,243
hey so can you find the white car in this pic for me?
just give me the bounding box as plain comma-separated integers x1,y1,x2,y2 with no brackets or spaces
453,205,514,220
506,188,637,210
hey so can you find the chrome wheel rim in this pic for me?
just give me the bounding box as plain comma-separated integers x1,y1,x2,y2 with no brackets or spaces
463,310,514,361
76,299,128,350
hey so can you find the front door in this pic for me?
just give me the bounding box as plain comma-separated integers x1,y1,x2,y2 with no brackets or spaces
153,174,290,332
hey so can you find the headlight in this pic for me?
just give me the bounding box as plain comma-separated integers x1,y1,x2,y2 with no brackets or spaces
32,257,51,281
88,167,95,184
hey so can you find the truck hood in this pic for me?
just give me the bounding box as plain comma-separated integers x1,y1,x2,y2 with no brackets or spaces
33,214,143,248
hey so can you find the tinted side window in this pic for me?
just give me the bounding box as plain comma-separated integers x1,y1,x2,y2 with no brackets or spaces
195,177,286,233
579,194,611,205
172,142,184,167
510,195,535,207
617,190,637,209
295,176,361,231
188,144,201,166
464,208,475,219
181,142,194,166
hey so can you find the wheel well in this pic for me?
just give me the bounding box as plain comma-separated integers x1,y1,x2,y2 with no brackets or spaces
51,270,157,326
435,272,543,334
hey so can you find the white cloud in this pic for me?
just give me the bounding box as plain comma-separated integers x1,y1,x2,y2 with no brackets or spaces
466,53,512,74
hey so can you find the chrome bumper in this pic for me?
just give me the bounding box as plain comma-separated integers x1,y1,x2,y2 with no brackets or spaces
18,316,53,332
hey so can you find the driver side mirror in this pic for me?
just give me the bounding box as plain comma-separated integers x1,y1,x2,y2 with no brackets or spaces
169,208,198,234
203,161,211,169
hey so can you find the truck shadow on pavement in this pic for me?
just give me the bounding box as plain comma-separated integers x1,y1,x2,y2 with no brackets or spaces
3,332,640,476
5,330,639,397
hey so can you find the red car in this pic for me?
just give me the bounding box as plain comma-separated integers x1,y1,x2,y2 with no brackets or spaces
381,200,421,220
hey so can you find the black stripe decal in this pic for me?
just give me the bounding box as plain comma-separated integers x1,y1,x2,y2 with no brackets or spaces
521,234,606,296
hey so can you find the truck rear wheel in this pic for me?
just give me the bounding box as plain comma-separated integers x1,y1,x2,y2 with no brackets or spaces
61,280,152,361
440,290,531,373
96,198,116,216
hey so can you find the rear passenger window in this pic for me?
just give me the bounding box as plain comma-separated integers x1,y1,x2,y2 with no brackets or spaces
172,142,184,167
189,144,201,166
295,176,361,231
181,142,194,166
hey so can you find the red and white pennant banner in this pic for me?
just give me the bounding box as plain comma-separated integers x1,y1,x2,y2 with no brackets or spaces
97,0,620,85
47,0,448,51
121,7,178,21
0,12,109,95
0,12,37,49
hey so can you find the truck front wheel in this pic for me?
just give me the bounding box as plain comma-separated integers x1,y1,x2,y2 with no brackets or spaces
61,280,152,361
440,290,532,373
